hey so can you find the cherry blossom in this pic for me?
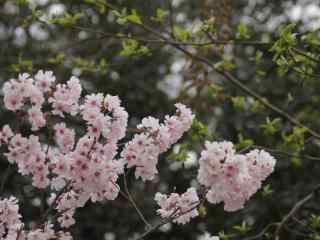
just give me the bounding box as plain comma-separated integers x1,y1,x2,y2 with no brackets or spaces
155,188,199,224
197,141,276,211
0,197,72,240
34,70,56,93
0,197,23,240
48,76,82,117
121,104,194,181
0,70,277,236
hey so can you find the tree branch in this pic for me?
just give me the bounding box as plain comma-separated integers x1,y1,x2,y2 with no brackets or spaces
274,184,320,239
123,170,151,228
0,165,12,194
133,22,320,139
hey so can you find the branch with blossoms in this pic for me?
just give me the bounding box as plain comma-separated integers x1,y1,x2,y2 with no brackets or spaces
0,70,276,240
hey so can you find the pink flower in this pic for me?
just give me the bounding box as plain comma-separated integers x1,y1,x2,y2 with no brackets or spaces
155,188,199,224
0,197,23,240
121,104,193,181
197,141,276,212
5,134,49,188
0,125,13,144
34,70,56,93
49,76,82,117
28,106,46,131
54,123,75,153
3,92,24,111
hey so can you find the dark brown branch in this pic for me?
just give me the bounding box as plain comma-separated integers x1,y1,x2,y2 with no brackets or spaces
135,200,202,240
40,5,320,140
133,22,320,140
249,145,320,161
241,223,278,240
0,165,12,194
38,180,72,225
292,47,320,64
135,188,209,240
274,184,320,240
123,170,151,228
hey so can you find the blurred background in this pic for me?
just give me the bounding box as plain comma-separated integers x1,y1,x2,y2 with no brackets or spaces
1,0,320,239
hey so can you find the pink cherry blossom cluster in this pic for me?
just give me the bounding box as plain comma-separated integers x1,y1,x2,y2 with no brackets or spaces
120,103,194,181
0,70,277,235
154,187,199,224
0,70,195,229
1,71,128,227
49,134,123,227
3,71,55,131
0,197,22,240
5,132,50,188
197,141,276,211
0,197,72,240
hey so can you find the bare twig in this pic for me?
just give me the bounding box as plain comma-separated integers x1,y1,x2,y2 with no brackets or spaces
167,0,175,38
0,165,12,194
133,22,320,139
292,47,320,64
135,200,201,240
123,170,151,228
39,180,72,225
274,184,320,240
135,188,208,240
246,144,320,161
242,223,278,240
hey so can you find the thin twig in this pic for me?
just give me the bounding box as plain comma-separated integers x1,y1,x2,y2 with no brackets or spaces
39,180,72,225
274,184,320,240
38,4,320,139
167,0,175,38
135,201,201,240
135,189,207,240
292,47,320,64
133,22,320,139
242,223,278,240
110,179,130,201
248,144,320,161
123,170,151,228
0,165,12,194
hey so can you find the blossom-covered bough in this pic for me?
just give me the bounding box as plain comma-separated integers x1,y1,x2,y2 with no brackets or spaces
0,70,276,240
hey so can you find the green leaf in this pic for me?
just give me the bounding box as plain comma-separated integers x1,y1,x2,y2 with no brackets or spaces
207,83,224,99
236,134,254,150
259,117,282,136
152,8,168,22
167,144,188,162
233,221,250,233
119,39,151,57
48,53,65,65
198,204,207,217
255,50,263,64
173,26,190,41
189,119,210,141
214,57,235,71
236,22,250,40
262,184,273,197
218,231,231,240
283,127,307,148
50,12,84,27
310,214,320,230
231,96,246,110
250,99,265,113
127,9,142,25
10,56,33,72
84,0,106,13
72,57,108,75
270,24,297,61
16,0,28,5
